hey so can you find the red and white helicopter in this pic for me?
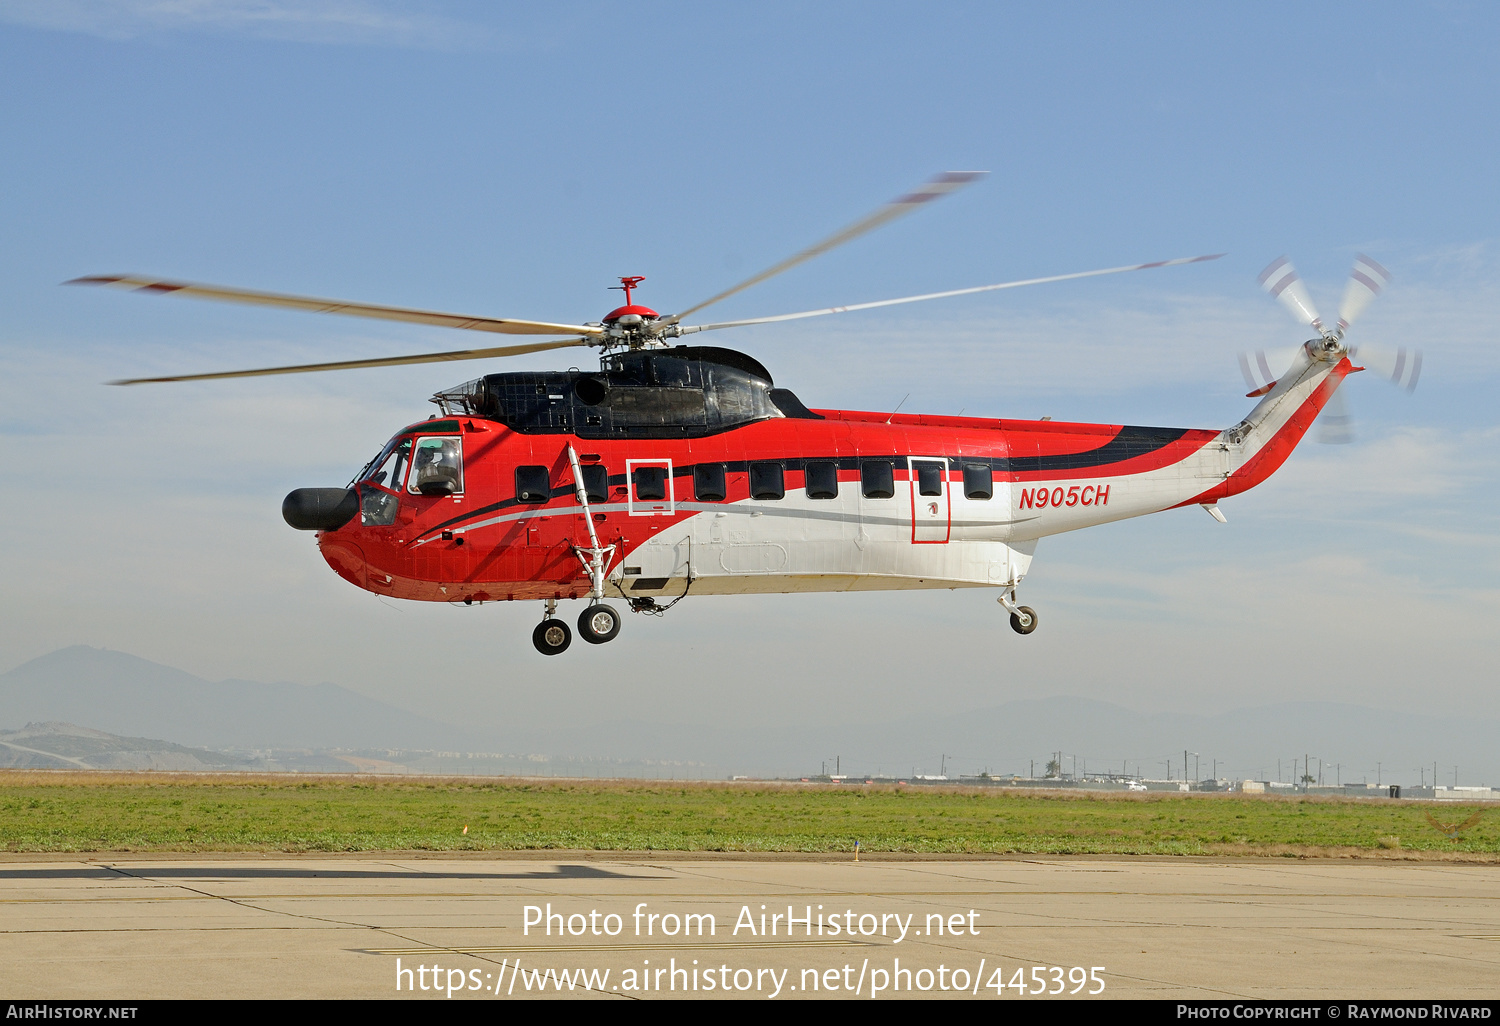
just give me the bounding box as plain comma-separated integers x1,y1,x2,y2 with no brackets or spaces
72,173,1419,654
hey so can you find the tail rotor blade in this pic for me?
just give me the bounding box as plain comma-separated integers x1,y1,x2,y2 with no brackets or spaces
1258,256,1326,334
1237,346,1302,395
1337,254,1392,333
1318,387,1355,444
1351,343,1422,393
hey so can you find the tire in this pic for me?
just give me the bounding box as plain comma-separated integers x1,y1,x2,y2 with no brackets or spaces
577,604,622,644
1009,606,1038,635
532,619,572,655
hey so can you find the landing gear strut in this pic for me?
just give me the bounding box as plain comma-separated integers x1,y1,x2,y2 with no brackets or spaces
533,597,571,655
564,445,621,648
998,588,1038,635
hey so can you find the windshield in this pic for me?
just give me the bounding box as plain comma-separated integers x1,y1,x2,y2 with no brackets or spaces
358,437,412,491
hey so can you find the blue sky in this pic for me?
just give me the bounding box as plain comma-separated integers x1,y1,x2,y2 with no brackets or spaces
1,2,1497,781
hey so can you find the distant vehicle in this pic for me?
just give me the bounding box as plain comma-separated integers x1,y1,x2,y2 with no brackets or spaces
1127,781,1148,792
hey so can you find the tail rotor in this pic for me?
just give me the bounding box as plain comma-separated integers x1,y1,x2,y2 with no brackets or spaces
1243,254,1421,444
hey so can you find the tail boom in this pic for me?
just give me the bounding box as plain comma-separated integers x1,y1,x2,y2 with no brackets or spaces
1181,349,1352,508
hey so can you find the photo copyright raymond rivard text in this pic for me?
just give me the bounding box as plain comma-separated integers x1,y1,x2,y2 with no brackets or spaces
393,902,1107,998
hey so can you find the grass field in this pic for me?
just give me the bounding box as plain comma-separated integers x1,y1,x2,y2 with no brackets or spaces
2,772,1496,857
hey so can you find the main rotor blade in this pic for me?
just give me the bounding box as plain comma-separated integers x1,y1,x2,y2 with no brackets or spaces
68,275,603,338
108,337,591,385
675,254,1225,335
1337,254,1391,333
1257,256,1326,334
656,171,987,329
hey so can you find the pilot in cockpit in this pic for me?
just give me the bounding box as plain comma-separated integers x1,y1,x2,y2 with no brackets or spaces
411,438,462,495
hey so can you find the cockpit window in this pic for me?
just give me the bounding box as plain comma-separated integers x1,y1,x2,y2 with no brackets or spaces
408,436,464,496
361,488,398,526
364,438,412,491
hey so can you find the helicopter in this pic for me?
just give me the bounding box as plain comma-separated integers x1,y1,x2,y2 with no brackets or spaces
70,172,1419,655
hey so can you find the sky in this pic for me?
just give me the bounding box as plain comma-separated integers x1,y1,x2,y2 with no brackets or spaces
1,1,1497,782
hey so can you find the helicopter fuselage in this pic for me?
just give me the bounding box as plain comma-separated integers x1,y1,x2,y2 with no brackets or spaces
298,344,1348,608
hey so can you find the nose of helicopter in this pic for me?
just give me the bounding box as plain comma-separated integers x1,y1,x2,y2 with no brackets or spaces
283,487,359,531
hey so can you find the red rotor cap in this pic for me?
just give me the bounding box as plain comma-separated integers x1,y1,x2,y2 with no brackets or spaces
603,303,659,322
605,275,655,322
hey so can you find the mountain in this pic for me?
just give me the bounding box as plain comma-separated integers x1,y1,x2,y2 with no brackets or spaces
0,721,257,770
0,646,493,750
2,647,1493,785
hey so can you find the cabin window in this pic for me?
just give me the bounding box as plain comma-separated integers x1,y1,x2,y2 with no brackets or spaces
804,460,838,500
515,465,552,504
861,459,895,499
633,465,668,501
749,461,784,500
580,464,609,504
963,463,993,500
694,463,726,502
366,438,412,492
915,460,945,497
408,436,464,495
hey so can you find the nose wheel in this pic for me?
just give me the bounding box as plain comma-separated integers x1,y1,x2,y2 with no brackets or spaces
577,603,622,644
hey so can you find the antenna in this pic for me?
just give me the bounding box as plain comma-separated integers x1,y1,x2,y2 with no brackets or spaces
611,276,647,305
886,393,910,424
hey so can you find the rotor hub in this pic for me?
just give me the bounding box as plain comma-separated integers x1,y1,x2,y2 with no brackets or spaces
598,276,670,351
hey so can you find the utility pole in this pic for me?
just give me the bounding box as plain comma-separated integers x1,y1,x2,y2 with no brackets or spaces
1377,762,1381,787
836,755,840,776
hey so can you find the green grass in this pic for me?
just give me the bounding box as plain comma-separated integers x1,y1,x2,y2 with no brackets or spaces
2,772,1496,856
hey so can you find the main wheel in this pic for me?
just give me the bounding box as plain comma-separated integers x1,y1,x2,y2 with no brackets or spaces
577,603,622,644
1009,605,1038,635
532,619,572,655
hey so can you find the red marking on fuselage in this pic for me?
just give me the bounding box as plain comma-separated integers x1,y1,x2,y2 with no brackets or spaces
320,409,1222,602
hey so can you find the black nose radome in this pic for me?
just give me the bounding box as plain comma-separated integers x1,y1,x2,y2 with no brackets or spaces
283,488,359,531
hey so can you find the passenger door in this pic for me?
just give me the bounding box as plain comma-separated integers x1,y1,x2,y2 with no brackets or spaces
909,456,951,543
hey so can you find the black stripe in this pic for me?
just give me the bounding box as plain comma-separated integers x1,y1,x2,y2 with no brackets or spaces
406,428,1191,540
1003,426,1191,473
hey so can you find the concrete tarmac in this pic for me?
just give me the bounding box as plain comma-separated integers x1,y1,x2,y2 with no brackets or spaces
1,853,1497,1000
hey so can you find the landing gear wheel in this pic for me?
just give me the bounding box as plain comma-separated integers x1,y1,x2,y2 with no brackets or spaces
532,619,572,655
1009,606,1038,635
577,603,621,644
